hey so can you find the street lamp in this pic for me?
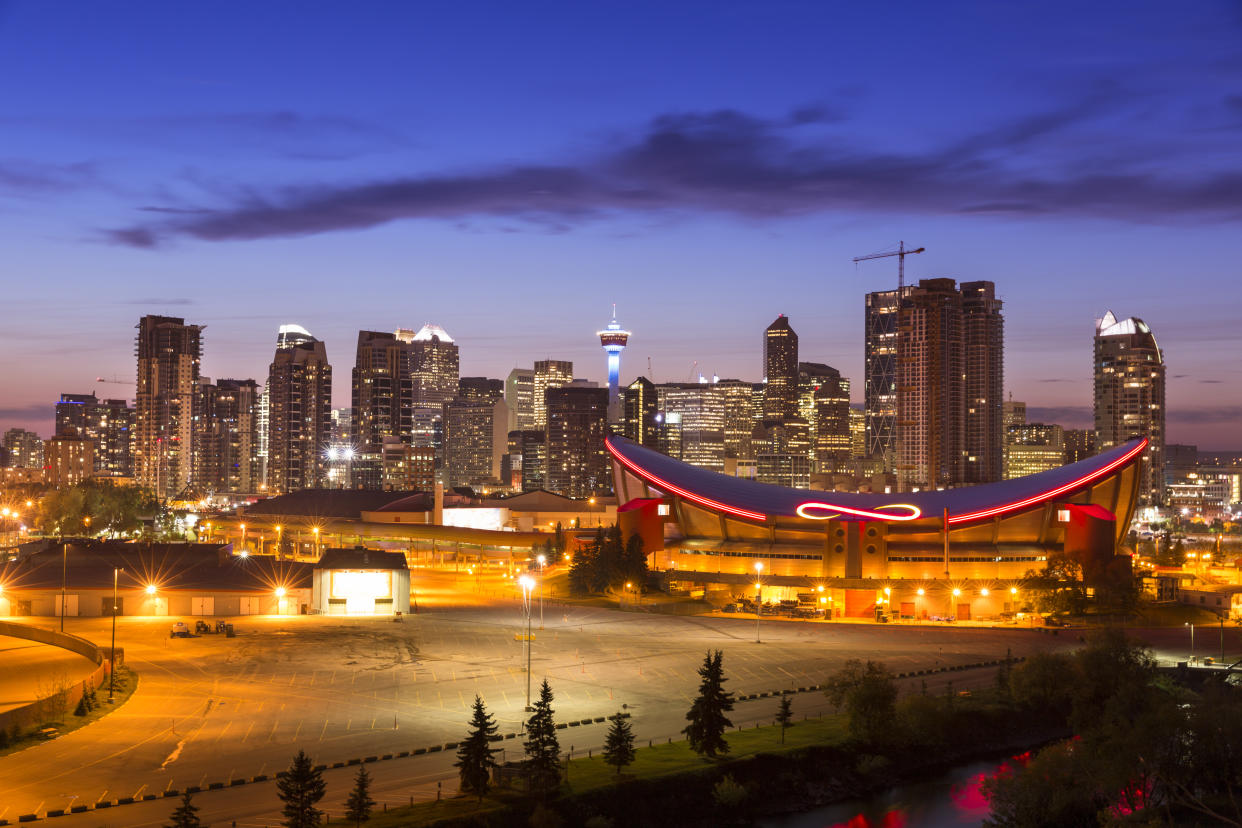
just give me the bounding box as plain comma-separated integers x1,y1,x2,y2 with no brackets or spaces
536,553,546,629
519,575,535,711
275,525,283,558
1186,621,1195,662
312,526,320,557
754,562,764,643
108,567,123,702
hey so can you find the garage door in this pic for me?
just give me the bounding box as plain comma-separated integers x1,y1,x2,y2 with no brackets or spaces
54,594,79,617
957,603,971,621
192,596,215,616
239,597,261,616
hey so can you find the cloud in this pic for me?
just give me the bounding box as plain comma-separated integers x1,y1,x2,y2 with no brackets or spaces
1169,406,1242,424
0,403,51,420
106,100,1242,247
1026,406,1093,426
0,159,99,195
123,297,195,305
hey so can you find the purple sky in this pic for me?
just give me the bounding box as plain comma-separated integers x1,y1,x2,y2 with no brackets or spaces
1,1,1239,446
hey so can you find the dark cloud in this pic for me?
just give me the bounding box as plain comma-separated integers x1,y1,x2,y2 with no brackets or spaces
0,403,51,420
1199,379,1224,384
106,101,1242,247
1169,406,1242,424
0,159,98,195
123,297,194,305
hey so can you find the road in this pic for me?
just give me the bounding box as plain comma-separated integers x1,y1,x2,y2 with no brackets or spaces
0,634,98,715
0,582,1077,825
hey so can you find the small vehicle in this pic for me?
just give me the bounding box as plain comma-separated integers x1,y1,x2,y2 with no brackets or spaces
195,620,212,634
1044,616,1064,627
722,603,738,613
170,622,191,639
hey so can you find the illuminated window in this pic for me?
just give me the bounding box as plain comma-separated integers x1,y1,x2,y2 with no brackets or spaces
657,504,670,516
1057,509,1071,523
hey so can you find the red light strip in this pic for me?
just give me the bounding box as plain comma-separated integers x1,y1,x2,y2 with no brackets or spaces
946,439,1147,525
606,437,767,522
796,502,922,521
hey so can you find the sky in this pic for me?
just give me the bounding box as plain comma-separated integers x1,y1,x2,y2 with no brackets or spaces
1,0,1240,447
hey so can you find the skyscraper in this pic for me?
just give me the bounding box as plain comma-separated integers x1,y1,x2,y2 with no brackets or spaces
458,377,505,403
505,368,536,431
1094,311,1165,505
864,288,907,467
716,379,757,461
597,308,630,423
659,383,727,471
405,324,460,408
3,428,44,469
1005,423,1065,480
55,393,132,478
352,330,413,454
798,362,851,467
267,326,332,492
762,315,799,421
533,360,573,429
443,397,510,488
622,376,659,448
135,315,203,498
194,378,259,493
545,386,609,498
962,281,1005,484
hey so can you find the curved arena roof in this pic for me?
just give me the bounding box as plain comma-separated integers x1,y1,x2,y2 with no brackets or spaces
606,434,1147,526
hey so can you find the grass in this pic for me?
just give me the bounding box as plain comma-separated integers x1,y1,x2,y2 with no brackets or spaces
1133,603,1223,626
0,666,138,758
364,711,849,827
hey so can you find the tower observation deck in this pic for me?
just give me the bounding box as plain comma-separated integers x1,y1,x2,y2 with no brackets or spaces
597,306,630,422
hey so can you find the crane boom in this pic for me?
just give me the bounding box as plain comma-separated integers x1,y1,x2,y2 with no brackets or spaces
852,241,925,293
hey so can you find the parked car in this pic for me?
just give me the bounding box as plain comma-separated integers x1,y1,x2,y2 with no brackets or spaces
722,603,738,613
170,622,191,639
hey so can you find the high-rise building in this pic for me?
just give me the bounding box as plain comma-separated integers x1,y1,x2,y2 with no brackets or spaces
798,362,851,468
545,386,609,498
509,429,546,492
1002,399,1027,432
55,393,132,478
3,428,44,469
458,377,504,403
597,309,630,423
267,326,332,492
404,324,460,408
381,439,435,491
716,380,756,461
1094,311,1165,505
659,383,726,471
505,369,536,431
762,315,799,421
962,282,1005,484
352,330,413,453
194,378,259,493
849,407,867,459
752,419,812,488
533,360,573,430
1004,423,1065,480
443,397,510,488
863,287,908,467
1064,429,1096,465
135,315,203,498
622,376,659,448
44,436,94,488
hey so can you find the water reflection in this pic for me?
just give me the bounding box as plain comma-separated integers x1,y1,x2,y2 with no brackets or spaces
763,753,1031,828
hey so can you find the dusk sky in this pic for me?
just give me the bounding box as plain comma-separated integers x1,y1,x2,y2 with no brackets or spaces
2,1,1240,446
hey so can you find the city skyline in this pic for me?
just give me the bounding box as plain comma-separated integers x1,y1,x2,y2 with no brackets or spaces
1,2,1240,446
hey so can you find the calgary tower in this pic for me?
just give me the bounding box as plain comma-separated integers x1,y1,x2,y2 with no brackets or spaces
597,305,630,422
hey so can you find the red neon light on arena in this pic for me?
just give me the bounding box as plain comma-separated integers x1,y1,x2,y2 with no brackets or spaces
947,438,1147,525
606,436,767,522
796,502,922,521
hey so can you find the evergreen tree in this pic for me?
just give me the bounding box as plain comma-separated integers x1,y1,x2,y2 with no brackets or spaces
455,695,500,799
683,650,735,758
523,679,561,793
775,694,793,744
343,766,376,826
602,711,636,775
165,790,204,828
276,749,326,828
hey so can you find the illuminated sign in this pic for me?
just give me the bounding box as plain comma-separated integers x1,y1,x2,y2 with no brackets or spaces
795,502,922,522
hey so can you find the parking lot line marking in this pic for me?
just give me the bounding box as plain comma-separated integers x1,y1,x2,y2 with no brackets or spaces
266,721,278,742
293,720,303,741
242,722,255,743
318,721,328,741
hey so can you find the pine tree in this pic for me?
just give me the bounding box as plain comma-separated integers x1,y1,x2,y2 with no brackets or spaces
775,694,793,744
683,650,735,758
165,790,203,828
343,765,376,826
276,749,326,828
602,711,636,775
523,679,561,793
455,695,500,800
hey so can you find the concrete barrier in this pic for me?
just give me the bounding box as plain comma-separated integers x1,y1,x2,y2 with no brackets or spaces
0,620,114,735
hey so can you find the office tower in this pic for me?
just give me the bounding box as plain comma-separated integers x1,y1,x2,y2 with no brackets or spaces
622,376,660,448
717,380,756,461
1094,310,1166,505
545,386,609,498
3,428,43,468
330,408,352,445
962,281,1004,484
1064,429,1097,465
352,330,414,453
54,394,132,477
267,326,332,492
256,382,269,485
1002,399,1027,432
44,436,94,487
194,378,259,493
659,383,726,471
505,368,536,431
533,360,573,429
762,315,799,421
135,315,203,498
509,429,546,492
597,309,631,423
1004,423,1065,480
752,419,812,488
864,287,907,467
849,408,867,459
798,362,851,467
458,377,504,403
404,324,460,408
443,397,510,488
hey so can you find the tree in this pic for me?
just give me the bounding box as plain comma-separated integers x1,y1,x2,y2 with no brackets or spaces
602,711,636,775
775,694,793,744
683,650,734,758
343,766,375,826
523,679,561,793
276,749,326,828
455,695,500,799
823,659,897,746
165,790,204,828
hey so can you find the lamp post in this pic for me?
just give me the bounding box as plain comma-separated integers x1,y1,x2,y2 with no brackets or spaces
754,562,764,643
951,587,961,621
312,526,320,558
916,587,924,623
536,553,546,629
60,541,68,632
1186,622,1195,662
519,575,534,711
588,497,597,527
239,523,246,556
275,524,283,559
108,567,122,702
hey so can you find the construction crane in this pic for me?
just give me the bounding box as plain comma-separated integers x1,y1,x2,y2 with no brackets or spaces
852,241,925,293
95,376,134,385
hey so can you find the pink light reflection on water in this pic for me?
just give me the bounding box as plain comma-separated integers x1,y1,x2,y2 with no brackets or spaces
827,809,907,828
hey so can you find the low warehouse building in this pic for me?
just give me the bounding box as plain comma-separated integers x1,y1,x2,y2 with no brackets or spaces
312,548,411,616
